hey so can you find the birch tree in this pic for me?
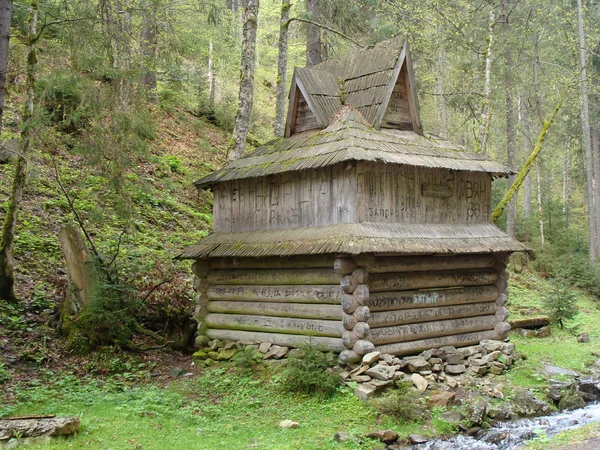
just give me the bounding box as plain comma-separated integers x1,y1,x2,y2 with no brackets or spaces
229,0,259,161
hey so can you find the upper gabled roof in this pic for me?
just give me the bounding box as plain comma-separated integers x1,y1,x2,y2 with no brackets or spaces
195,107,510,189
285,36,422,136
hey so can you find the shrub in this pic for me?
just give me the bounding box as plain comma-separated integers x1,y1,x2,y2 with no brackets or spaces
281,344,342,396
543,281,579,329
371,380,427,422
232,346,263,373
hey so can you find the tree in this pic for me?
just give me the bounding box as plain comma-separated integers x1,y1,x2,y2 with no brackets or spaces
0,0,37,302
0,0,12,131
306,0,321,66
229,0,259,161
140,0,158,99
274,1,290,137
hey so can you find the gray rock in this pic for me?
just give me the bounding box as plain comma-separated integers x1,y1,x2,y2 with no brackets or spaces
334,431,350,442
411,373,428,391
362,351,381,365
439,346,457,355
279,420,299,429
470,401,488,425
544,364,580,377
445,354,466,365
365,429,398,444
427,391,456,408
195,335,210,347
487,351,502,361
365,364,395,381
438,411,464,424
407,357,430,372
578,333,590,343
470,357,488,366
392,372,405,381
487,407,512,421
168,367,185,377
369,379,394,389
208,339,222,350
469,365,488,375
480,340,503,352
263,345,288,359
432,364,442,372
445,364,467,375
410,434,428,444
351,375,371,383
501,343,515,355
429,357,442,365
446,376,458,389
258,342,271,353
419,350,432,360
355,383,377,401
382,354,394,365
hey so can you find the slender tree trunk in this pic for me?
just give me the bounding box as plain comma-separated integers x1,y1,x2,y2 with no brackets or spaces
306,0,322,66
577,0,597,260
563,137,572,226
592,125,600,256
274,1,290,137
536,161,545,248
478,4,494,155
0,1,37,302
229,0,259,161
114,0,132,112
208,40,215,107
140,1,158,100
437,36,448,139
502,0,517,237
521,99,532,219
0,0,13,131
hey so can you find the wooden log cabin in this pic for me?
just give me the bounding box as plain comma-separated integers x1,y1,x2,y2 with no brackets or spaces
178,37,526,363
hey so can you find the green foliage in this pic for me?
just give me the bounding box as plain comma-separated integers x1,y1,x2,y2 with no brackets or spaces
0,363,9,386
231,346,263,372
371,380,426,423
543,281,579,329
281,344,342,396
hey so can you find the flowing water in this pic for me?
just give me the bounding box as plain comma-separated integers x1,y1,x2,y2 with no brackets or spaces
414,403,600,449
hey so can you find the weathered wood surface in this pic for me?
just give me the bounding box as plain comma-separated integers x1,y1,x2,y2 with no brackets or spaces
192,260,210,278
368,302,497,328
365,254,496,274
374,330,500,356
339,349,362,363
369,314,498,345
366,285,498,311
334,257,357,275
352,268,369,284
207,269,342,285
209,255,334,270
369,269,498,292
206,285,342,304
0,417,80,440
341,275,358,294
342,330,359,349
205,329,344,352
206,301,342,320
205,313,344,337
356,162,492,225
353,339,375,355
353,322,370,339
509,316,550,329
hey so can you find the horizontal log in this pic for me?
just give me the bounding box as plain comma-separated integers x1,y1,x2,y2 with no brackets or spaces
352,268,369,284
374,330,501,356
370,315,498,346
354,285,370,304
339,349,362,364
369,269,498,292
353,322,370,339
368,302,497,328
207,269,343,286
205,313,343,337
509,316,550,329
192,260,210,278
354,306,370,322
496,293,508,306
206,285,342,304
367,254,496,274
342,294,359,314
205,329,344,352
207,301,342,320
341,275,358,294
495,321,511,337
334,257,357,275
353,339,375,355
342,331,359,349
209,255,334,270
342,313,358,331
195,278,209,293
366,286,499,312
495,306,509,322
496,277,508,293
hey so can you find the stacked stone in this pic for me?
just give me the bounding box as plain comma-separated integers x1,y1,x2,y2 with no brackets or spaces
193,338,292,367
192,260,210,338
335,257,374,365
494,254,511,339
342,340,516,400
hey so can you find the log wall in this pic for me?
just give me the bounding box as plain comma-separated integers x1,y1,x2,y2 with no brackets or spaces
196,255,345,352
362,252,511,356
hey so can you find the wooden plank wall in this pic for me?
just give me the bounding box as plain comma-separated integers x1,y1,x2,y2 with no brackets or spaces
361,253,510,356
213,164,358,232
381,64,412,130
197,255,346,352
356,162,492,225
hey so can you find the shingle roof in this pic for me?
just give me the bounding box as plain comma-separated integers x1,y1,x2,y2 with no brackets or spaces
195,107,510,189
177,222,527,260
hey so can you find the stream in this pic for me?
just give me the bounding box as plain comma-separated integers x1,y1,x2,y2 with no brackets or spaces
413,403,600,449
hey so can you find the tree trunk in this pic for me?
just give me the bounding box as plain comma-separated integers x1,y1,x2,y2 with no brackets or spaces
306,0,322,66
0,0,12,131
478,4,494,155
229,0,259,161
437,35,448,139
274,1,290,137
140,1,158,100
592,125,600,256
114,0,132,112
208,40,215,107
0,0,37,303
502,0,517,238
563,137,572,226
577,0,597,260
536,161,545,248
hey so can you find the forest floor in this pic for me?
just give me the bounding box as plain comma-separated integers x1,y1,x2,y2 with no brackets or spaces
2,268,600,449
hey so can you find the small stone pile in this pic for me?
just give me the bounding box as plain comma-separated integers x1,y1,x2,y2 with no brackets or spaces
192,336,292,367
343,340,516,401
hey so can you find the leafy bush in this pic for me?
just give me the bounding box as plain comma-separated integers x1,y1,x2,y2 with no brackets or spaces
371,380,426,422
232,346,263,373
281,344,342,396
0,363,9,385
543,281,579,329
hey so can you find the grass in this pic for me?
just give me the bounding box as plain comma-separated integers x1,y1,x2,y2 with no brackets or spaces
2,366,432,450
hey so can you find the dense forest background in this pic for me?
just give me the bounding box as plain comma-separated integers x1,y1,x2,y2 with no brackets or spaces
1,0,600,350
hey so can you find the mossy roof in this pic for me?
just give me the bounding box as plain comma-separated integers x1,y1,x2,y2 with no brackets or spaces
195,107,510,189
